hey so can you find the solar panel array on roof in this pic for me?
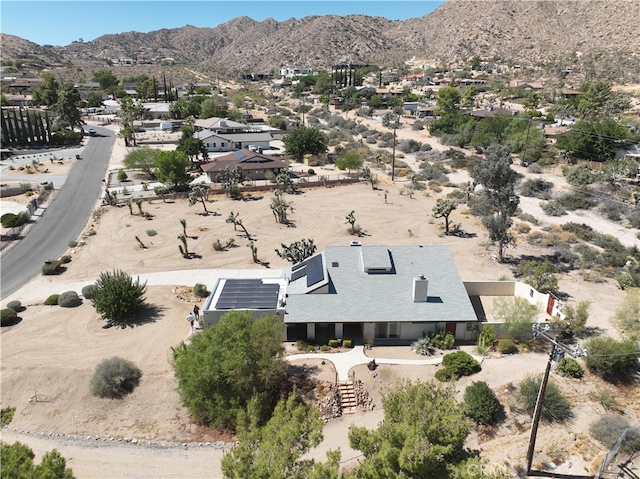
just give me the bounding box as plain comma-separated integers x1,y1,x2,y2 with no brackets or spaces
306,254,324,287
233,151,247,159
291,266,306,282
215,279,280,310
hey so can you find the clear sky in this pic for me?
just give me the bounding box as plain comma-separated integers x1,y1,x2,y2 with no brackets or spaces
1,1,444,47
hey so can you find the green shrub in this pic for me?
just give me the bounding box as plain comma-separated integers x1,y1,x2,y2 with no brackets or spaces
44,294,59,306
296,340,308,351
1,308,18,326
477,326,496,351
556,357,583,378
342,338,353,348
464,381,503,425
541,200,567,216
6,300,21,312
320,345,330,352
193,283,209,298
328,339,339,348
583,336,639,382
429,329,456,349
498,338,518,354
436,351,481,382
1,406,16,426
90,356,142,399
555,191,596,211
590,413,640,453
58,291,82,308
68,240,78,248
81,284,98,299
435,367,457,382
308,168,315,175
519,376,572,422
60,255,72,264
91,269,147,324
146,229,157,236
42,260,64,275
591,390,622,412
306,344,315,352
520,178,553,198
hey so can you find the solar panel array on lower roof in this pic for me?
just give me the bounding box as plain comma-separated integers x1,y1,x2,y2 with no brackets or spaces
233,151,247,159
291,266,306,282
215,279,280,310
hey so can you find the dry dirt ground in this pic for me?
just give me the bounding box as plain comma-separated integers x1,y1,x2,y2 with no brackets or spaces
1,129,638,478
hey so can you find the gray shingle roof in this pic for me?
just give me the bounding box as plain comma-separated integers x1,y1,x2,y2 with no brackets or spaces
284,245,476,324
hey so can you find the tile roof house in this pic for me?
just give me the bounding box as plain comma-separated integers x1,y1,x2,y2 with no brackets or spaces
200,148,289,181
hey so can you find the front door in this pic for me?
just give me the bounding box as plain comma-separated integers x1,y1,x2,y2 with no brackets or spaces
445,322,457,336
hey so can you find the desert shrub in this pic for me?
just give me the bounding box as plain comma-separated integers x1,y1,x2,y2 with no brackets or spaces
515,222,531,234
306,344,315,352
320,345,330,352
58,291,82,308
494,297,540,341
555,191,596,210
42,259,64,275
519,376,572,422
328,339,339,348
590,413,640,453
540,200,567,216
520,178,553,198
91,270,147,324
556,357,584,378
342,339,353,348
6,300,22,312
60,255,72,264
44,294,59,305
464,381,503,425
436,351,481,382
68,240,78,248
527,162,543,174
516,260,559,295
397,139,422,153
1,406,16,426
429,329,455,349
81,284,98,299
614,289,640,335
477,325,496,353
146,229,157,236
498,339,518,354
296,340,308,351
193,283,209,298
90,356,142,399
561,222,594,241
590,390,623,412
412,336,434,356
1,308,18,326
583,336,639,382
563,163,600,186
307,168,315,175
553,247,579,267
517,212,540,225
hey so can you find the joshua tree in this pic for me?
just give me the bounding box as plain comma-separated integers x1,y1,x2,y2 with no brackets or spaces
248,241,258,263
154,186,168,203
178,233,189,257
135,235,146,249
189,184,210,214
180,218,187,237
432,198,458,234
270,190,291,224
135,198,144,215
360,165,377,190
125,199,133,215
226,211,251,239
276,239,316,263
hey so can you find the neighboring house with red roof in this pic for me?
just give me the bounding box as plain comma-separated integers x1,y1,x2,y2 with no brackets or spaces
200,148,289,181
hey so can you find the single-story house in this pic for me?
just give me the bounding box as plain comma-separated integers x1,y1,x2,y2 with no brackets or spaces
194,118,246,133
200,244,562,344
507,81,543,90
283,245,479,344
195,129,273,153
200,148,289,181
468,107,518,118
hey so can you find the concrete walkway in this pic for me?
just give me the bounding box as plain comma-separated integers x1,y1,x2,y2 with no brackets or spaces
285,345,481,381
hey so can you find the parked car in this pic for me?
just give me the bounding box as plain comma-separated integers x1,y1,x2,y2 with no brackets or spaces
88,128,96,136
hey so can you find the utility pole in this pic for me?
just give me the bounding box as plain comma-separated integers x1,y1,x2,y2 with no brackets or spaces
391,115,398,182
526,324,588,475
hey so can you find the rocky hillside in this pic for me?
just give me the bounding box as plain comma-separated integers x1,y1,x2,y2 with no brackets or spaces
2,0,639,80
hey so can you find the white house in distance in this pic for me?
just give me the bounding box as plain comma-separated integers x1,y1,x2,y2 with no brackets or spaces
194,118,273,152
280,67,312,78
201,244,563,344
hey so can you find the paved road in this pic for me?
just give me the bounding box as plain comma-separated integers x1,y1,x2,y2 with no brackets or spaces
1,127,115,299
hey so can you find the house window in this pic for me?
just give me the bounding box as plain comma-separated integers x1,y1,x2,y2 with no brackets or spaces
212,143,216,147
388,322,399,338
375,322,386,339
221,142,225,147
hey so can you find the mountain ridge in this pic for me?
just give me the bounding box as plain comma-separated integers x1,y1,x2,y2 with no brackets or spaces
2,1,639,81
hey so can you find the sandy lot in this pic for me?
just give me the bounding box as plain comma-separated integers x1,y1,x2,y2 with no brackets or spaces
1,130,637,478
